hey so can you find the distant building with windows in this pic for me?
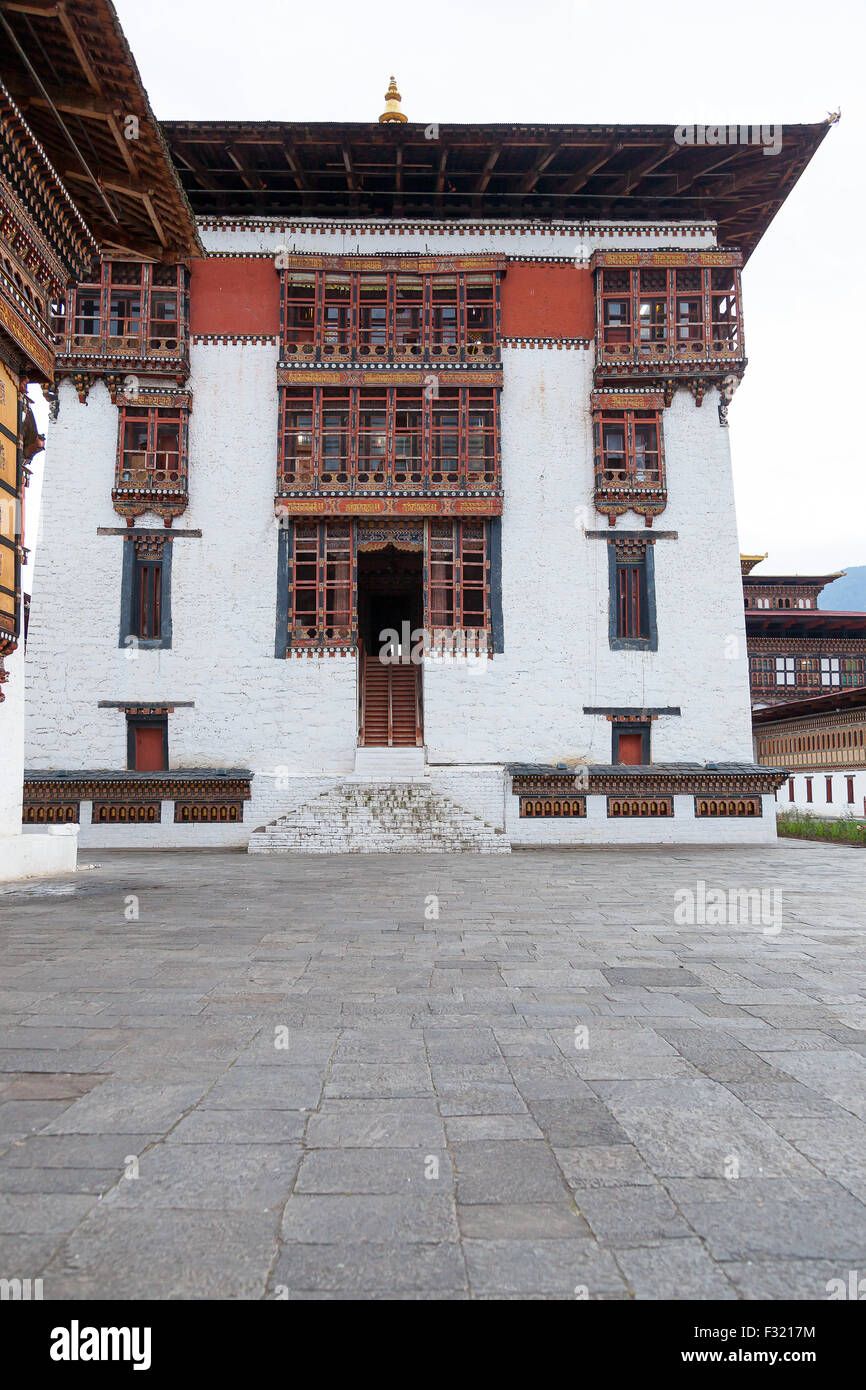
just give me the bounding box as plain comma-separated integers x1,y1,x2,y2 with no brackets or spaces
743,556,866,817
23,88,834,850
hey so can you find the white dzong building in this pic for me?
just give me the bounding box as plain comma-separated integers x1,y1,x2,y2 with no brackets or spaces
23,94,832,851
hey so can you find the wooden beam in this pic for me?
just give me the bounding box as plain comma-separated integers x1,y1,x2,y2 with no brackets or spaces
435,148,448,194
7,86,119,119
518,145,559,195
341,142,359,191
142,193,168,248
56,1,102,94
476,144,501,194
106,113,140,178
608,141,679,197
561,139,620,196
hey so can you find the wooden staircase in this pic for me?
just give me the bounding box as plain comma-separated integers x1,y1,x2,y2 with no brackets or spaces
359,647,422,747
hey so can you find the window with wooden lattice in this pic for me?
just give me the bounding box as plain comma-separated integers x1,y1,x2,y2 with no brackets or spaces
277,386,499,493
61,261,186,356
595,260,742,366
287,521,354,651
427,520,491,654
281,269,499,361
592,396,666,523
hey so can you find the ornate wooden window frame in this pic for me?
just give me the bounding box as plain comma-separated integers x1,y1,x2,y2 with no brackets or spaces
592,390,667,525
54,260,189,398
277,384,500,495
591,250,745,385
280,259,503,364
113,392,190,524
426,518,492,656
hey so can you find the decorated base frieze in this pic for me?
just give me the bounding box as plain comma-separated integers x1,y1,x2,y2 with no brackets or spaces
695,797,762,818
608,796,673,817
24,773,252,826
275,494,502,519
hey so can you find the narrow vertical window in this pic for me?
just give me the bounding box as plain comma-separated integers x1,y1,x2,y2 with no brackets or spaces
617,562,647,640
846,776,855,805
805,777,813,804
134,557,162,640
826,776,833,804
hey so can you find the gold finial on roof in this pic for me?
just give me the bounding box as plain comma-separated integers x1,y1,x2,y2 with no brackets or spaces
379,75,407,123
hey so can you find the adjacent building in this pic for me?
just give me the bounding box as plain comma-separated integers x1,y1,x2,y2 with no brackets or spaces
743,555,866,817
0,0,199,879
23,92,833,850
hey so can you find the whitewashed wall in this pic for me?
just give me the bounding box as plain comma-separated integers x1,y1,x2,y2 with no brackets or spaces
25,218,767,848
776,771,866,820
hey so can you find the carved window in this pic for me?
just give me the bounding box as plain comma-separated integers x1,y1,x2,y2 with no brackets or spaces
280,268,500,360
118,407,182,486
278,386,499,492
592,400,666,523
595,260,743,363
62,262,187,357
428,521,490,638
842,658,866,687
287,521,354,650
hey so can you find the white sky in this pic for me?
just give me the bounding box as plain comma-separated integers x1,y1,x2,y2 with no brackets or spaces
32,0,865,580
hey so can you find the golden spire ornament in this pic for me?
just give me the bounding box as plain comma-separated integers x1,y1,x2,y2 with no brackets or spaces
379,76,407,123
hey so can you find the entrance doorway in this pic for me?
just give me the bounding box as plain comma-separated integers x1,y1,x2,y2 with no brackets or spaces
357,544,423,747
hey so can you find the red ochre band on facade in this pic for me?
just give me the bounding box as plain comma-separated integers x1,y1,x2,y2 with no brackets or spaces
500,263,594,341
189,258,281,337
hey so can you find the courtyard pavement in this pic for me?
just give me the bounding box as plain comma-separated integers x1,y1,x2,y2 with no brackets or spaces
0,840,865,1300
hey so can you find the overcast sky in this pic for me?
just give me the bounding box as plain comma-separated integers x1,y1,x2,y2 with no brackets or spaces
39,0,864,577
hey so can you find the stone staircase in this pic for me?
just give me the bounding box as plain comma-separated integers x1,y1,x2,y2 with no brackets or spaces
247,781,511,854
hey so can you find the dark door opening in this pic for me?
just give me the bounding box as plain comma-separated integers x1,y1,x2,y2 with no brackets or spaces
357,545,423,747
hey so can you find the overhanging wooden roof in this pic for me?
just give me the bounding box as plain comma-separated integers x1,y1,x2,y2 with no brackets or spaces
0,0,201,261
753,685,866,724
746,610,866,636
161,119,832,258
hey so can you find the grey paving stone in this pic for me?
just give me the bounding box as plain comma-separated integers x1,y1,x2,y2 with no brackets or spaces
3,842,866,1299
680,1183,866,1261
451,1140,570,1205
462,1238,627,1295
0,1193,98,1233
44,1208,278,1299
614,1239,738,1299
528,1099,631,1147
166,1109,307,1144
296,1147,452,1194
281,1194,458,1243
0,1134,160,1169
571,1185,691,1244
305,1107,445,1149
0,1167,120,1195
42,1081,207,1135
270,1240,466,1294
554,1144,656,1189
202,1066,324,1111
457,1203,590,1239
323,1063,431,1099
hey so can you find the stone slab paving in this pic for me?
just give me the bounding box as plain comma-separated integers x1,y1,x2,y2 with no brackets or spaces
0,839,864,1300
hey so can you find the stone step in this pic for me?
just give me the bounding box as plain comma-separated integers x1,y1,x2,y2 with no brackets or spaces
353,746,426,779
248,781,510,855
